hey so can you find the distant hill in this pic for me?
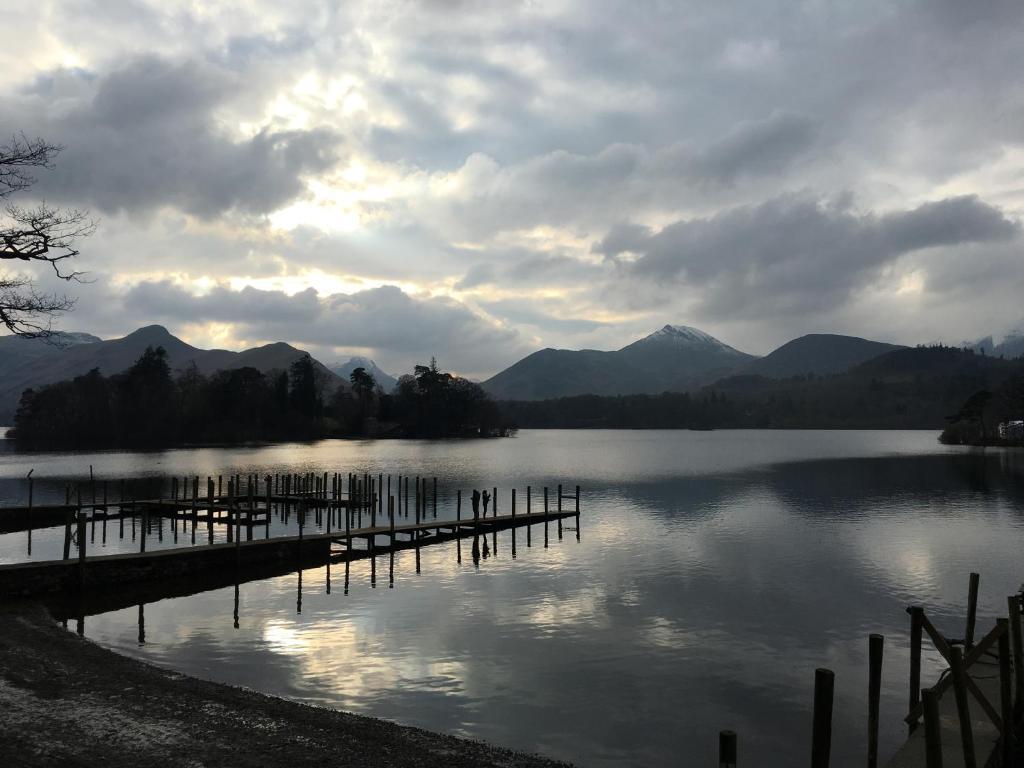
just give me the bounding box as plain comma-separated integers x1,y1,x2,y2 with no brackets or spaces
330,357,398,392
0,325,344,423
504,345,1024,430
0,331,102,373
741,334,905,378
483,325,755,401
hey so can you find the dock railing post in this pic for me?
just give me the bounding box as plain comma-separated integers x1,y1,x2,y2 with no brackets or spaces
997,618,1014,767
719,730,737,768
811,667,834,768
557,483,563,539
868,634,884,768
948,646,976,768
433,477,437,518
1007,594,1024,710
76,511,87,587
923,686,943,768
965,572,980,650
909,606,924,732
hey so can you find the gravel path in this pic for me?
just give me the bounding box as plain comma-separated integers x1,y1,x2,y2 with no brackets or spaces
0,601,573,767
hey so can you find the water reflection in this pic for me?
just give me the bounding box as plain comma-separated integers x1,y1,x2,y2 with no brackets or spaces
3,431,1024,767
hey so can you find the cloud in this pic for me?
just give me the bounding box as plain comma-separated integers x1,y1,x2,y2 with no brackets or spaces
9,56,343,217
690,112,818,183
619,194,1019,318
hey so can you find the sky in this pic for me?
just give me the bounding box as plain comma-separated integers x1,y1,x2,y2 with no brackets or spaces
2,0,1023,379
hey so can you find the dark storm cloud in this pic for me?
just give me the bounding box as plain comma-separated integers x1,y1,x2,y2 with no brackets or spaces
616,194,1019,317
13,56,343,216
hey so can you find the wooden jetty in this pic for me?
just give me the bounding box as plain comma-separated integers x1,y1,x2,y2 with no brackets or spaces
0,470,582,604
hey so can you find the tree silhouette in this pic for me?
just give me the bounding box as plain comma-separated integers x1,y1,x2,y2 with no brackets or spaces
0,134,94,337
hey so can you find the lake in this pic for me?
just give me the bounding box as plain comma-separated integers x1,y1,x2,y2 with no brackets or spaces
1,429,1023,767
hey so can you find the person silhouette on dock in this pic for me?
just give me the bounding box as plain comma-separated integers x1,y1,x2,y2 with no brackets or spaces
472,489,481,519
482,489,491,518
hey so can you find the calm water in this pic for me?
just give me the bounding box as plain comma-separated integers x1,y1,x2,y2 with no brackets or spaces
2,430,1024,767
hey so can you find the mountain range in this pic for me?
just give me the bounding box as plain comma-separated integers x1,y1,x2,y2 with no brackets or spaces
3,321,1019,424
0,326,345,423
482,325,755,400
481,326,908,401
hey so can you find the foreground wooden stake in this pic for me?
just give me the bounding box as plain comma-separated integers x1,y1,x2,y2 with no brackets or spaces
719,730,737,767
868,634,883,768
923,687,943,768
811,668,834,768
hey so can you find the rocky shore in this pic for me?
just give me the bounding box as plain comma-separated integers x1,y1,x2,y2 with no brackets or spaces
0,601,572,767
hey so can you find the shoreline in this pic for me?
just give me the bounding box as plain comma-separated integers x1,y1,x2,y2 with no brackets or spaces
0,600,572,767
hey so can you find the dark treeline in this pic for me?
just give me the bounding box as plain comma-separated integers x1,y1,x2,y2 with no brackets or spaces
10,348,512,449
940,374,1024,445
503,346,1024,431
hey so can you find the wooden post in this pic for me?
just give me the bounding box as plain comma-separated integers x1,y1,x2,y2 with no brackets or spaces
965,572,980,650
909,606,924,732
492,486,497,516
26,469,33,537
76,511,87,586
433,477,437,518
543,486,549,548
923,687,943,768
389,495,395,549
526,485,532,547
457,490,462,523
557,483,563,539
512,488,516,521
868,634,883,768
811,668,834,768
719,730,737,768
1008,595,1024,707
997,618,1014,768
949,646,976,768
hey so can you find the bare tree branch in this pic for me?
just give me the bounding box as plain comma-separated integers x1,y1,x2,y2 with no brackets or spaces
0,134,61,199
0,133,93,337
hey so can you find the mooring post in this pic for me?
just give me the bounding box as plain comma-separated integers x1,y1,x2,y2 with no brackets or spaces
949,647,977,768
543,486,549,548
63,506,73,560
457,490,462,523
719,730,737,768
868,634,883,768
76,511,87,586
512,488,516,521
1008,595,1024,709
909,606,923,732
389,495,395,548
557,483,563,539
997,618,1014,767
965,572,980,650
433,477,438,518
26,469,33,540
526,485,532,547
923,687,943,768
404,476,409,517
811,668,834,768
